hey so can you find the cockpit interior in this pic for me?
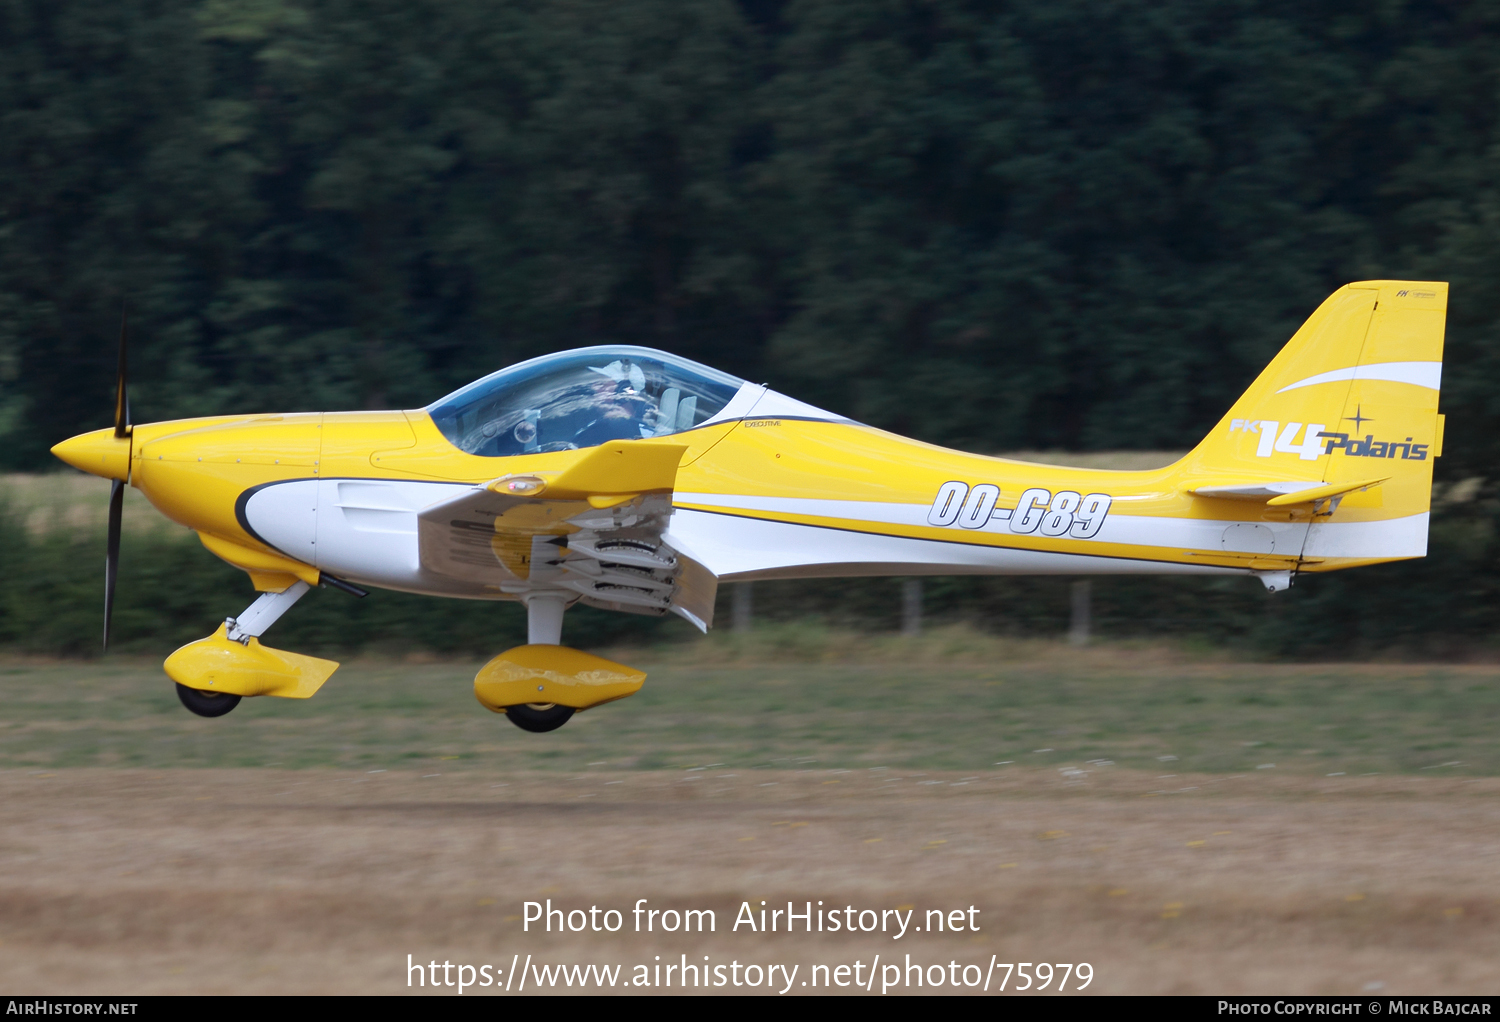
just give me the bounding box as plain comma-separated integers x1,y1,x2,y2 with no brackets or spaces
426,346,744,458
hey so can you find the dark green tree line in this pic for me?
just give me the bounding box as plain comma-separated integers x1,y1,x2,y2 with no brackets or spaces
8,1,1500,655
4,0,1500,473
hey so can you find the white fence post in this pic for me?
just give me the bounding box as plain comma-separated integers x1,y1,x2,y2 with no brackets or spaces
1069,580,1091,647
733,582,753,634
902,579,923,637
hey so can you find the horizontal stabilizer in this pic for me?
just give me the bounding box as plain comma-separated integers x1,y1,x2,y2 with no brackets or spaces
1190,477,1388,505
1265,477,1389,507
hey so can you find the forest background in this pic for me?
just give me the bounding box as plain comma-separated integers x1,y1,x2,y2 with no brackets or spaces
3,0,1500,657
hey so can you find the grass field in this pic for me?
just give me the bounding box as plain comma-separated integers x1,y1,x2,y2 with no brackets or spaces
4,470,1499,994
3,628,1496,776
2,472,186,538
2,636,1498,994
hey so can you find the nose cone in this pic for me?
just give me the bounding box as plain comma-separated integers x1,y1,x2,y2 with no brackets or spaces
52,427,131,481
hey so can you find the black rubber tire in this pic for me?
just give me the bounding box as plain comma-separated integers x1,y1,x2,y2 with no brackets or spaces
504,703,575,733
176,683,242,718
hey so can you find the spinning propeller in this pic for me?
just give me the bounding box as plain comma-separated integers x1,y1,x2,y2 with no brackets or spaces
104,309,129,650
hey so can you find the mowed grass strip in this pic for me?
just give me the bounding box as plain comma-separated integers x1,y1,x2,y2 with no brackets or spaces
1,628,1496,774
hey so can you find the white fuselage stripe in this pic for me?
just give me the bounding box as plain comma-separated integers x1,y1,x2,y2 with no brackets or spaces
673,493,1428,560
665,509,1242,580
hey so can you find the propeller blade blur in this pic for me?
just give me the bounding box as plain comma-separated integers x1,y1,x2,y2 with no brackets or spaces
113,307,129,439
104,478,123,650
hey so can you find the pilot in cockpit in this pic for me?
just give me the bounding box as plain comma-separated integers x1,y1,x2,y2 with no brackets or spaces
427,348,741,459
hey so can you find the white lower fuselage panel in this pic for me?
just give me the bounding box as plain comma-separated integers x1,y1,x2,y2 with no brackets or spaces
664,508,1241,581
245,478,475,593
242,482,1429,598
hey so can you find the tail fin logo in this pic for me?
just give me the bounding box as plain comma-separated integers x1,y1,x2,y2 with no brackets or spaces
1229,419,1326,460
1232,419,1431,461
1316,432,1429,460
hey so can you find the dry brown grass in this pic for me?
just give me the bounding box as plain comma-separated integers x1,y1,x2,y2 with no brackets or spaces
0,767,1496,994
601,621,1225,669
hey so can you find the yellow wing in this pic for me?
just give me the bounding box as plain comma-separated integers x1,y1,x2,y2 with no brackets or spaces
415,441,717,630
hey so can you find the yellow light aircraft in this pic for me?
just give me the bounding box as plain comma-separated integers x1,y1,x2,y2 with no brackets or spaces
53,280,1445,731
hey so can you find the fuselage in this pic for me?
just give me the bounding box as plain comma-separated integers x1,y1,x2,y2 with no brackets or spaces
51,379,1425,604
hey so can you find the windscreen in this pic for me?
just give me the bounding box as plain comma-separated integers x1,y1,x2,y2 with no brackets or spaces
426,346,745,457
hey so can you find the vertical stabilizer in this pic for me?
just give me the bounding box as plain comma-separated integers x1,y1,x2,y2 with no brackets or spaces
1176,281,1445,566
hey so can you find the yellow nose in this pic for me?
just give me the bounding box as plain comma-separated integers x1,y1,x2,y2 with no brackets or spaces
51,427,131,481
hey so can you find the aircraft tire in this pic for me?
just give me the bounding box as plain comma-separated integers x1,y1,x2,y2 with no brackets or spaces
504,703,575,733
175,683,242,718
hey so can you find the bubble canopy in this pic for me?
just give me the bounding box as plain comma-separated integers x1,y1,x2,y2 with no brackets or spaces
426,346,746,458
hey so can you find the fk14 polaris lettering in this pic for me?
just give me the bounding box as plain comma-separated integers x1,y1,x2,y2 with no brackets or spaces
1229,419,1328,461
1229,419,1431,461
927,482,1113,539
1316,432,1430,461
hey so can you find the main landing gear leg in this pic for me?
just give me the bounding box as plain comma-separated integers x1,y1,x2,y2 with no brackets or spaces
225,580,311,643
525,592,568,645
